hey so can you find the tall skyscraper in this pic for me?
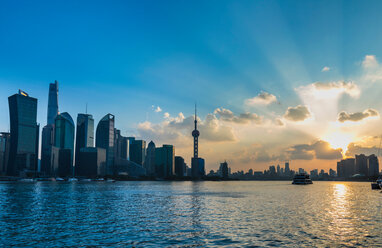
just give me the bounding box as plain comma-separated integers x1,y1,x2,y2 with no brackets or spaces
355,154,368,176
8,90,38,176
41,81,59,176
114,129,129,160
155,144,174,178
75,114,94,167
52,112,75,177
368,154,379,177
219,161,229,179
145,141,156,176
175,156,186,177
191,105,202,179
96,114,115,175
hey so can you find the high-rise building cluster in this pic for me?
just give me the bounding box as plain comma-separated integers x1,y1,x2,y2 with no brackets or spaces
0,82,206,179
337,154,379,178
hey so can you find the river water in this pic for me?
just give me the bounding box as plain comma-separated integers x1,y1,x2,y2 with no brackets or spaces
0,181,381,247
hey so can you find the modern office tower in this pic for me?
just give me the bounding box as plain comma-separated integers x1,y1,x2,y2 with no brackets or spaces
175,156,186,177
269,165,276,175
41,81,59,176
52,112,75,177
219,161,229,179
75,114,94,167
76,147,106,177
114,129,129,160
355,154,368,176
191,105,202,179
285,161,290,174
0,132,11,175
337,158,355,178
368,154,379,177
276,164,280,175
145,141,156,176
130,140,146,166
96,114,115,175
329,168,336,177
155,144,174,178
8,90,39,176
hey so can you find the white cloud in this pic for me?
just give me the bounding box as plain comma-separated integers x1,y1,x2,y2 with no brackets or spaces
245,91,277,105
362,55,378,68
338,108,379,123
214,107,262,124
321,66,330,72
154,106,162,112
163,112,170,118
284,105,311,122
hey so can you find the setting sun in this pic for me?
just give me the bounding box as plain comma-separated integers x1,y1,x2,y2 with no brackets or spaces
322,132,354,157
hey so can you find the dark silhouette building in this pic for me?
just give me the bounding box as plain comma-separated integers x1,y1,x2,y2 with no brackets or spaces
368,154,379,177
145,141,156,176
41,81,59,176
52,112,75,177
114,129,129,160
75,113,94,168
76,147,106,177
0,132,11,175
219,161,229,179
130,139,146,166
8,90,39,176
175,156,186,177
337,158,355,178
355,154,368,176
155,145,174,178
191,105,205,179
96,114,115,175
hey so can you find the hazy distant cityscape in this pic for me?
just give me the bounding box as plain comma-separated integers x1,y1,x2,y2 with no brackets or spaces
0,82,381,181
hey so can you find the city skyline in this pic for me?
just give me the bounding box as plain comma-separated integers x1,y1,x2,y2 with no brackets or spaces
3,1,382,172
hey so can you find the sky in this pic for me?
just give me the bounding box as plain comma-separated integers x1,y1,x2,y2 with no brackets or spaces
2,0,382,173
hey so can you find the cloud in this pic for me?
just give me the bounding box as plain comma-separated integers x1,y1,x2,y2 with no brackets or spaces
274,118,284,126
154,106,162,112
283,105,311,121
137,113,236,144
345,142,379,157
163,112,170,118
321,66,330,72
297,81,360,99
362,55,378,68
286,140,342,160
338,108,379,123
245,91,277,105
214,107,262,124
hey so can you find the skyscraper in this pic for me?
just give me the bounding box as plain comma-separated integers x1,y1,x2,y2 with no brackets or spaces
0,132,11,175
52,112,75,177
41,81,59,176
155,144,174,178
75,114,94,167
219,161,229,179
145,141,156,176
175,156,186,177
355,154,368,176
130,139,146,166
96,114,115,175
8,90,38,176
368,154,379,177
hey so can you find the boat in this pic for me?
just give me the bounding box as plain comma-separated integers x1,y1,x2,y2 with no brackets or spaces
55,177,65,181
18,178,35,182
372,177,382,189
292,173,313,185
68,178,78,182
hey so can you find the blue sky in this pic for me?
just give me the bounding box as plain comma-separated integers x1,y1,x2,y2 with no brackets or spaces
2,0,382,171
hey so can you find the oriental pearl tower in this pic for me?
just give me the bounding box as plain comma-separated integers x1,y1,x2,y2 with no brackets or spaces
191,104,202,179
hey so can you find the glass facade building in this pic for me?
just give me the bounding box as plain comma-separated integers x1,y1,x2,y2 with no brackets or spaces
155,144,174,178
75,113,94,167
145,141,156,176
8,91,38,176
96,114,115,175
130,140,146,166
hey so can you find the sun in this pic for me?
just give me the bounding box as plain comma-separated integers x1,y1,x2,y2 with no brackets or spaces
322,132,354,157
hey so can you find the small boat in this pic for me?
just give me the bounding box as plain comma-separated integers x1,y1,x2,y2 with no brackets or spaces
93,178,105,181
372,177,382,189
68,178,78,182
55,177,65,181
18,178,35,182
292,173,313,185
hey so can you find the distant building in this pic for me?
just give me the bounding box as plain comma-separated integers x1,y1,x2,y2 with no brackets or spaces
355,154,368,176
285,162,290,174
368,154,379,177
114,129,129,161
269,165,276,175
76,147,106,177
75,114,94,168
130,140,146,166
310,169,318,178
41,81,59,176
337,158,355,178
52,112,75,177
175,156,186,177
276,164,280,175
0,132,11,175
96,114,115,175
155,145,174,178
298,168,305,174
329,168,336,177
219,161,229,178
8,90,39,176
145,141,156,176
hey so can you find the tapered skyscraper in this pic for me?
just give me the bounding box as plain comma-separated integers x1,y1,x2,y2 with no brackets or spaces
41,81,59,176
